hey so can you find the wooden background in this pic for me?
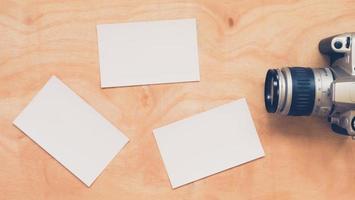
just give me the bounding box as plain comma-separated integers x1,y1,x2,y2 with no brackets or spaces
1,0,355,199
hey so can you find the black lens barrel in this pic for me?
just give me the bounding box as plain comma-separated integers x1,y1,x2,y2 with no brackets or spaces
288,67,315,116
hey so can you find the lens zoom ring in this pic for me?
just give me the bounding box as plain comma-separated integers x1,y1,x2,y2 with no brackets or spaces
288,67,315,116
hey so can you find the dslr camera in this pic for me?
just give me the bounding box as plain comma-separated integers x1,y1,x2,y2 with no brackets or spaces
264,33,355,138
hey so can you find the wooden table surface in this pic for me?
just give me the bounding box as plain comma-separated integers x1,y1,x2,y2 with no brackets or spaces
1,0,355,199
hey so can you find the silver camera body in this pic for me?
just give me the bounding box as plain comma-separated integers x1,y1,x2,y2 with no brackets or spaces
264,33,355,138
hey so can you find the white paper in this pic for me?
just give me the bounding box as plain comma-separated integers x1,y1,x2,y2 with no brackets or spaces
153,98,264,188
97,18,200,88
13,76,129,186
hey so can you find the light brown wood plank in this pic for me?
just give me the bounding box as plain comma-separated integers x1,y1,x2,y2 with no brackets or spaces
1,0,355,199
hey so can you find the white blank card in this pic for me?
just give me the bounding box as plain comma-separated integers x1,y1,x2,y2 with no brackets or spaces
153,98,264,188
13,76,129,186
97,18,200,87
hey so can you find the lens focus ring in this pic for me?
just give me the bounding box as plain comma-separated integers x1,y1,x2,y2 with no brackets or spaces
288,67,315,116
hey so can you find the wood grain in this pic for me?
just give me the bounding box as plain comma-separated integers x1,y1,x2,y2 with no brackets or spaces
1,0,355,199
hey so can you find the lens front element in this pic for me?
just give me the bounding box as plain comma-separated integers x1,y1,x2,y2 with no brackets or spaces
264,69,279,113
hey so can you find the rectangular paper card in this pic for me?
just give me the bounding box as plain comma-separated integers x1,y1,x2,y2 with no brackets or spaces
13,76,129,186
153,98,264,188
97,18,200,88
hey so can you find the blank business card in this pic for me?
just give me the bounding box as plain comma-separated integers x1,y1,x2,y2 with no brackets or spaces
13,76,129,186
153,98,264,188
97,18,200,88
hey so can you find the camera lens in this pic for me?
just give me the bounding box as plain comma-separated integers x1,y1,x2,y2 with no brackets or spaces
264,67,333,116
